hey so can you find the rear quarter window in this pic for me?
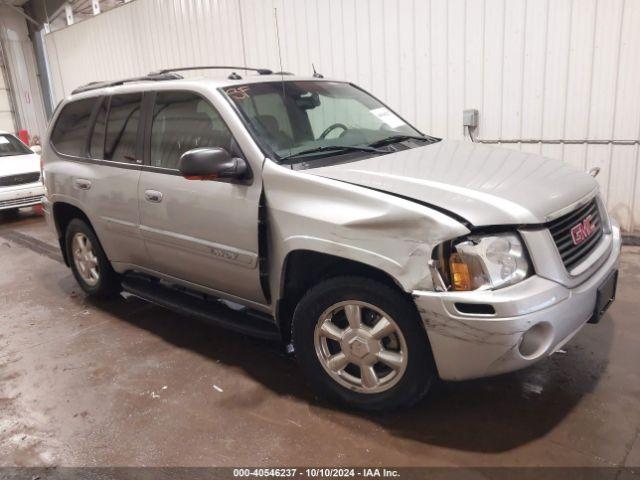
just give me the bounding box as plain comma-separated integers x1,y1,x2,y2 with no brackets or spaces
50,97,97,157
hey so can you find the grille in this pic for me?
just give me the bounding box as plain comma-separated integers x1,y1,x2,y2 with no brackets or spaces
0,172,40,187
0,195,43,209
548,198,603,271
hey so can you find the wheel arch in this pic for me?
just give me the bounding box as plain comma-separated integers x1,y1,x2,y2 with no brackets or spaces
275,249,413,344
51,201,94,266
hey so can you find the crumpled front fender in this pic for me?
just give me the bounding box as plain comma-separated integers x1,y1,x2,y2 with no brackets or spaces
262,160,470,300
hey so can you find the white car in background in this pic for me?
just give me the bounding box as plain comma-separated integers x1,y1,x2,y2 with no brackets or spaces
0,131,44,214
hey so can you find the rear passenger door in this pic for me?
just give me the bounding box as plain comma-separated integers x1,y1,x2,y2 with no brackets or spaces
138,90,266,305
83,93,147,267
50,94,147,268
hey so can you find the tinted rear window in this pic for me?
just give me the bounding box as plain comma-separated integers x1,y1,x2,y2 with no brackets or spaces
89,97,108,159
104,93,141,163
50,97,97,156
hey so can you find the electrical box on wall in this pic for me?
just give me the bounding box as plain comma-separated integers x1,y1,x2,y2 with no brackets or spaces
463,109,479,128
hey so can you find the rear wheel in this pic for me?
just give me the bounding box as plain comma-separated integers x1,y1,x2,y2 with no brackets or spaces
65,218,120,298
292,276,435,411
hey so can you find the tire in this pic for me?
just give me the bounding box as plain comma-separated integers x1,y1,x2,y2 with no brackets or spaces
65,218,121,298
292,276,436,411
0,208,20,219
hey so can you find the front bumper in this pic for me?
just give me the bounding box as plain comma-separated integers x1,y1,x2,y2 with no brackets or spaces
413,224,621,381
0,183,45,211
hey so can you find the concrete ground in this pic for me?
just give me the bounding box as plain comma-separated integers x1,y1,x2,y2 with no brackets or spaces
0,208,639,469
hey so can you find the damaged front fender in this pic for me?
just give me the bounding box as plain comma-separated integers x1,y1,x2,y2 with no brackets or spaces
262,160,470,300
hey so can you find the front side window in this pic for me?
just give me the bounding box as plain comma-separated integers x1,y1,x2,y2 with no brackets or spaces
0,134,32,157
223,81,424,161
150,91,235,170
50,97,97,156
104,93,142,163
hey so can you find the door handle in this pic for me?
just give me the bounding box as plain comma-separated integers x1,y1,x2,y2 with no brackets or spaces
74,178,92,190
144,190,163,203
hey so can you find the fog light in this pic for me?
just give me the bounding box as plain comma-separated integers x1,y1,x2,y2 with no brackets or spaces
518,322,554,359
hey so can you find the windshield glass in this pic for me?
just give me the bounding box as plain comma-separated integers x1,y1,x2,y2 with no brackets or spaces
0,134,32,157
223,81,424,161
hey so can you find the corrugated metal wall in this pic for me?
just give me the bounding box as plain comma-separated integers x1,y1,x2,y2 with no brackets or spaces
1,5,48,139
44,0,640,232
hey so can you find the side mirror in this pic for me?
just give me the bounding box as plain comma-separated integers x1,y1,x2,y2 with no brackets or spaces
179,147,248,181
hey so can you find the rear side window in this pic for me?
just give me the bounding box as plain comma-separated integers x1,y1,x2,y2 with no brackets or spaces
150,91,234,170
104,93,142,163
50,97,96,156
89,98,108,159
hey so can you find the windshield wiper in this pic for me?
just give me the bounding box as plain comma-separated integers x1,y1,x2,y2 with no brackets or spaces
280,145,387,163
368,134,437,148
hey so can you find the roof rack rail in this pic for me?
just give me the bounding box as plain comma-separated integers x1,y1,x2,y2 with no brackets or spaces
150,66,273,76
70,66,274,95
71,72,182,95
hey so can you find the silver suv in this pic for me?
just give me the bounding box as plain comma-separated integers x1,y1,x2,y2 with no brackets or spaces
42,67,620,410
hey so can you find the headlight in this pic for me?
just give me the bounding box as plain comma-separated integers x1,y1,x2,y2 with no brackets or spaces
444,233,530,291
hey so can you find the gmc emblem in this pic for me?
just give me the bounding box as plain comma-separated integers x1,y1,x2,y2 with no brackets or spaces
571,215,595,246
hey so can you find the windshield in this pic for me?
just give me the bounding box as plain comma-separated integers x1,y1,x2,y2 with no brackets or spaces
0,134,32,157
223,81,425,161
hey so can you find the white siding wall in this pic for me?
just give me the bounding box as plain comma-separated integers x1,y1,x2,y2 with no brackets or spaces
44,0,640,232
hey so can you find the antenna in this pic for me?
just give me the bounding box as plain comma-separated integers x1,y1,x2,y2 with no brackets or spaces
274,7,292,159
273,8,285,80
312,63,324,78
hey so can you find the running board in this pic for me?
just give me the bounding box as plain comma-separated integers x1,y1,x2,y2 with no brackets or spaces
121,274,281,341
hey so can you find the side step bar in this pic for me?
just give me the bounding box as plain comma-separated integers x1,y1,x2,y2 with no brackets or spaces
121,274,281,341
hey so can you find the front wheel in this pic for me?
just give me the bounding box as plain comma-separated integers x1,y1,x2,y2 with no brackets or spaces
292,276,436,411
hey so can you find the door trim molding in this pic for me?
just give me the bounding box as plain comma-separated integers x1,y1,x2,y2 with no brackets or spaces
139,225,258,269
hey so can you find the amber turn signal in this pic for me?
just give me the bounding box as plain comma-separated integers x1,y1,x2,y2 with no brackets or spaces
184,174,219,181
449,253,471,291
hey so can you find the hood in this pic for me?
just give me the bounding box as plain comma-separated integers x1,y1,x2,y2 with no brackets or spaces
307,140,598,227
0,153,40,177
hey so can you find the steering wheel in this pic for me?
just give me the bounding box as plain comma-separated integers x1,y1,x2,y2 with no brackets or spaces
320,123,348,139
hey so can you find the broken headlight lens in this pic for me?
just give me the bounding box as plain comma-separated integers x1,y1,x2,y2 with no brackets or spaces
449,233,530,291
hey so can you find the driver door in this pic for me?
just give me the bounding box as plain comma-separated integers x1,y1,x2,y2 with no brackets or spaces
138,90,265,305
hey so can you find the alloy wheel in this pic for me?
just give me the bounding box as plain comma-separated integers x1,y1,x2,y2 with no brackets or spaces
313,300,408,394
72,232,100,287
